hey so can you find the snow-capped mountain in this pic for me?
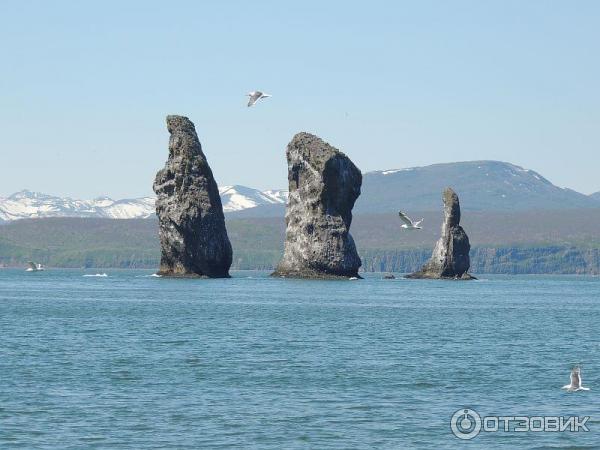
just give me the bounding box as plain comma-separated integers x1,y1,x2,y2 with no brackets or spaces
0,187,289,222
218,185,288,212
0,190,156,221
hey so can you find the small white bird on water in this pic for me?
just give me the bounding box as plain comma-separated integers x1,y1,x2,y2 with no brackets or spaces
562,366,590,392
25,261,45,272
398,211,423,230
247,91,271,107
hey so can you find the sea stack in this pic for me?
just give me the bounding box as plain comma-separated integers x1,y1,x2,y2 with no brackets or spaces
153,115,232,277
272,132,362,279
407,187,475,280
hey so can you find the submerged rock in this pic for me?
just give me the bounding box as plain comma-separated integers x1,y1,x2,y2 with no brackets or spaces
153,115,232,277
406,188,475,280
272,132,362,279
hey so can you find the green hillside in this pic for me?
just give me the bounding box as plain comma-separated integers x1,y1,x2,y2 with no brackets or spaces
1,211,600,274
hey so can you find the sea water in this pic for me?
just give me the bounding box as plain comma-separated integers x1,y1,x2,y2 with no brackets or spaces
1,269,598,449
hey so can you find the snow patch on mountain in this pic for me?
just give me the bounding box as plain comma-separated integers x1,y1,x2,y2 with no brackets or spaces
380,168,415,175
261,189,289,204
219,185,288,212
101,198,156,219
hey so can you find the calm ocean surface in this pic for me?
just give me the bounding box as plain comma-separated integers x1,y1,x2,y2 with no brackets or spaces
1,269,598,449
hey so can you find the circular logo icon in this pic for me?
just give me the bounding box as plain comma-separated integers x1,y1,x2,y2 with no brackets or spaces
451,408,482,440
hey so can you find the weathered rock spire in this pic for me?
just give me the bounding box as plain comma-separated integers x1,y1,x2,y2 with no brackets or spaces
153,115,232,277
272,132,362,279
407,187,475,279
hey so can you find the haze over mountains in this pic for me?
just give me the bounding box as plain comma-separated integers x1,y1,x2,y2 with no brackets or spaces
1,161,598,222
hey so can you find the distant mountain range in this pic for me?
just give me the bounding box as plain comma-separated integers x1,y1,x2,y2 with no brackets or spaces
0,191,156,222
1,161,598,222
355,160,599,213
0,186,288,222
228,160,600,217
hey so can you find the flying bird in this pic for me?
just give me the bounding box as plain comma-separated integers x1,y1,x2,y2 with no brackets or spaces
562,366,590,392
398,211,423,230
247,91,271,107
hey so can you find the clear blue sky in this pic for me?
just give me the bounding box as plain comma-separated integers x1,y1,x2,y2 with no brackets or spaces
1,0,598,198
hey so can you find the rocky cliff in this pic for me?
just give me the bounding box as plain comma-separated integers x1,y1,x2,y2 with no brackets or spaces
153,115,232,277
272,132,362,279
406,188,474,279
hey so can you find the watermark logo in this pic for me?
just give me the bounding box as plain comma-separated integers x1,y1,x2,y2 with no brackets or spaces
450,408,590,440
450,409,482,440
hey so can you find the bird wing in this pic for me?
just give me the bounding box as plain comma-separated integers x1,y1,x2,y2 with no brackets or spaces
398,211,414,226
247,91,262,107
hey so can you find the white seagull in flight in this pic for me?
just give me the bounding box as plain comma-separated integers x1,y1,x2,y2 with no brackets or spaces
562,366,590,392
398,211,423,230
247,91,271,107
